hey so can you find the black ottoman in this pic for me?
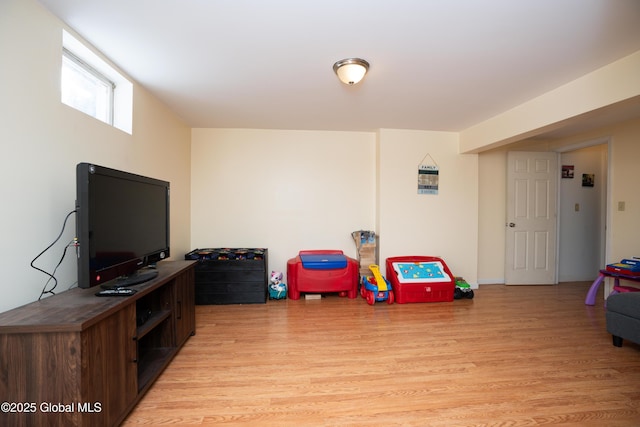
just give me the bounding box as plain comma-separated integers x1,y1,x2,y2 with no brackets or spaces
606,292,640,347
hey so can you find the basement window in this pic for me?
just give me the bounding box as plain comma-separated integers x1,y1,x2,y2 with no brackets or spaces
61,30,133,134
62,48,114,125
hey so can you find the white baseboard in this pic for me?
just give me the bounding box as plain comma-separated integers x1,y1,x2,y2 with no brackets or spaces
477,278,505,285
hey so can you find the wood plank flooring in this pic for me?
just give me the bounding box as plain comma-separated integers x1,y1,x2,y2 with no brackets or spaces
123,283,640,426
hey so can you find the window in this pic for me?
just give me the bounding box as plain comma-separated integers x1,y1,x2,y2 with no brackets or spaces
61,30,133,134
62,48,115,125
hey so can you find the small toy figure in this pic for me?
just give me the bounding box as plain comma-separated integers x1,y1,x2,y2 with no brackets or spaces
454,277,474,299
269,271,287,299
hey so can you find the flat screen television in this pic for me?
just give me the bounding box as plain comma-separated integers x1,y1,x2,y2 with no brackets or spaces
76,163,170,288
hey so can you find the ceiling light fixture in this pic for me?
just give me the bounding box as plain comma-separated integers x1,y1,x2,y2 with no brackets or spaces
333,58,370,85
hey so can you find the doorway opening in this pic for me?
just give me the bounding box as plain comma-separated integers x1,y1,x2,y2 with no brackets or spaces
557,138,610,282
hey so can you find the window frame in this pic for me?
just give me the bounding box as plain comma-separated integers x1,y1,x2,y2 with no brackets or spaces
61,30,133,134
62,47,116,125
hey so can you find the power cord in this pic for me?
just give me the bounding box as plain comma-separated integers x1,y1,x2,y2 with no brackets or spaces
31,210,77,300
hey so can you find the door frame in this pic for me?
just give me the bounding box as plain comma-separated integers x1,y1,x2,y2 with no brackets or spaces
554,136,611,283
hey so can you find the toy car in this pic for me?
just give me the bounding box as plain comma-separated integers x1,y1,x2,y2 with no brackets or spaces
454,277,474,299
360,264,394,305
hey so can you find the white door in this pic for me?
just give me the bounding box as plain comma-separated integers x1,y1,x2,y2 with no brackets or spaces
505,151,558,285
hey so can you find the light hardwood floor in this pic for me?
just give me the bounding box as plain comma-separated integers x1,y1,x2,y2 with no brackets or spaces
123,282,640,426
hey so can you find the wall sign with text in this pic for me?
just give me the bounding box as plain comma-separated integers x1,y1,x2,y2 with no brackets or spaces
418,164,439,195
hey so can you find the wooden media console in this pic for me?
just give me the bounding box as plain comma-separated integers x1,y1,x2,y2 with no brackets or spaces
0,260,196,427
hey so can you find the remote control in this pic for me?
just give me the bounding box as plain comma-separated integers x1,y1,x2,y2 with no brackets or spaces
95,288,137,297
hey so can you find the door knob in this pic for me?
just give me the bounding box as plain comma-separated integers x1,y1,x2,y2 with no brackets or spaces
508,222,516,227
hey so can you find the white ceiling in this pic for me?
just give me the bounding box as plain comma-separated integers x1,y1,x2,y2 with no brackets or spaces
38,0,640,137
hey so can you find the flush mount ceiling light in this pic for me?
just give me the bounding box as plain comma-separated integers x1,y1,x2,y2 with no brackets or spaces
333,58,370,85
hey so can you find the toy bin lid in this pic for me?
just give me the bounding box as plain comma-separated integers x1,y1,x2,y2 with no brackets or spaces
300,254,347,270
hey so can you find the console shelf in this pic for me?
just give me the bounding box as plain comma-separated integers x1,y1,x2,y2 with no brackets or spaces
0,260,196,427
137,309,172,339
137,347,175,392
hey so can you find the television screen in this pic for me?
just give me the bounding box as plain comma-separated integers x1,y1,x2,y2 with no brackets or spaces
76,163,170,288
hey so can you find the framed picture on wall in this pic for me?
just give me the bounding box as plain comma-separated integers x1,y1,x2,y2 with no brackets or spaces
562,165,574,178
582,173,594,187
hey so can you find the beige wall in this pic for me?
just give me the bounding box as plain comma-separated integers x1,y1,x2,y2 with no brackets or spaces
377,129,478,284
191,128,376,279
0,0,191,312
477,150,508,283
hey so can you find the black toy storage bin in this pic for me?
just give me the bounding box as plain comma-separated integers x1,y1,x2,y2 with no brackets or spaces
185,248,268,305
